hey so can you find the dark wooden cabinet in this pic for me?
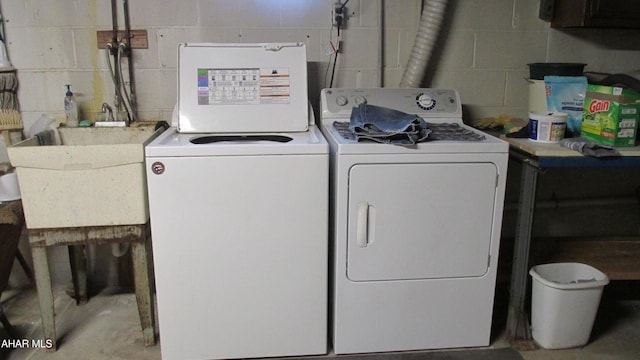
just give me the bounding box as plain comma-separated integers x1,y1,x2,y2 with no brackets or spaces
551,0,640,28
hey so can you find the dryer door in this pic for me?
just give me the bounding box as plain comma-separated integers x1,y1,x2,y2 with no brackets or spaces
346,162,498,281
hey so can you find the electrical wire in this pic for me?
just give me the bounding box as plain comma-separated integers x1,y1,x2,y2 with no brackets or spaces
324,52,335,88
325,0,350,88
329,28,339,88
340,0,351,12
324,25,336,88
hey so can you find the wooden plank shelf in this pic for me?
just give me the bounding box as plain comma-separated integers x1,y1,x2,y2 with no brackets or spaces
529,237,640,280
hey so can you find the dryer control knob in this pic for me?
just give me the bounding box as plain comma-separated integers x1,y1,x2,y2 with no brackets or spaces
416,93,436,110
336,96,349,106
354,96,368,105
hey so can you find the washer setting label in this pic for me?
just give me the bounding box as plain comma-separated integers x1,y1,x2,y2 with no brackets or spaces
198,68,290,105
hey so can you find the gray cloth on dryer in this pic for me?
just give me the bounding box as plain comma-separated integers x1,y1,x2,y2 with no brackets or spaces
349,104,431,145
559,137,621,158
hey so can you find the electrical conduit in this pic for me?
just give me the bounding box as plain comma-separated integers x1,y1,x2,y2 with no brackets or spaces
399,0,448,88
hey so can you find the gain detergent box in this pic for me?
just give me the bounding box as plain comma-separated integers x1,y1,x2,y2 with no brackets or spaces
581,84,640,147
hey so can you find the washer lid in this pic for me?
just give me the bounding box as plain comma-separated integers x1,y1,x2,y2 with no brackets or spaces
178,42,309,133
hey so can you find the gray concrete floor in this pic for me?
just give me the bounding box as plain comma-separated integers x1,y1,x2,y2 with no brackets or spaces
1,282,639,360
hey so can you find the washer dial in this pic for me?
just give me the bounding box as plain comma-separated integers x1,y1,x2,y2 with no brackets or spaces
416,93,436,110
354,95,368,105
336,95,349,106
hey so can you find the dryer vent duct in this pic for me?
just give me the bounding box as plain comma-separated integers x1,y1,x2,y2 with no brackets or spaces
399,0,448,88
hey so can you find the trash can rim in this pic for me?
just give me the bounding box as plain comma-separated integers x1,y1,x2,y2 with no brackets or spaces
529,262,610,290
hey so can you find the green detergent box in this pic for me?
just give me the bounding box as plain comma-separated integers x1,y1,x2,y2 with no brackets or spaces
581,84,640,147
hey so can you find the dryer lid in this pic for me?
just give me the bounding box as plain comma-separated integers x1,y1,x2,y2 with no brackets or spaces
177,42,309,133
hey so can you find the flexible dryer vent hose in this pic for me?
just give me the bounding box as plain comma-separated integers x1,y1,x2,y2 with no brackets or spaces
399,0,448,88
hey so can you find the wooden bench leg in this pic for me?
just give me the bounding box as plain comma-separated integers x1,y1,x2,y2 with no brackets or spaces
31,246,57,351
130,241,155,346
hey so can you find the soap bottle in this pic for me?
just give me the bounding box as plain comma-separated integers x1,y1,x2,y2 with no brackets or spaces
64,84,78,127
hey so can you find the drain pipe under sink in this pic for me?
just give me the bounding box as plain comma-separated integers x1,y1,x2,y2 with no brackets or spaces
111,242,130,257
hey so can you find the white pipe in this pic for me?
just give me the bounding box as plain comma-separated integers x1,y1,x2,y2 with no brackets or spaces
111,242,130,257
399,0,448,88
378,0,384,87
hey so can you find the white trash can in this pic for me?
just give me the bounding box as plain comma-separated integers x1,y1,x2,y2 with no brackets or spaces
529,262,609,349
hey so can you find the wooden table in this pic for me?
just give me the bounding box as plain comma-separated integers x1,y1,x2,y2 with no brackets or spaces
502,137,640,348
27,222,155,351
529,236,640,280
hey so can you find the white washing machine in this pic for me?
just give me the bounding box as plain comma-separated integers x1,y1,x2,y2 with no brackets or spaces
145,43,328,360
319,88,509,354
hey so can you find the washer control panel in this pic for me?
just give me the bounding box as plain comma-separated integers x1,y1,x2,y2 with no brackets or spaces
321,88,462,119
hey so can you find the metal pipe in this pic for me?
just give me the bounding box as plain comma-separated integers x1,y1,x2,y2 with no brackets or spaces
123,0,131,49
109,0,120,110
123,0,137,122
117,43,135,123
105,43,121,110
111,0,118,46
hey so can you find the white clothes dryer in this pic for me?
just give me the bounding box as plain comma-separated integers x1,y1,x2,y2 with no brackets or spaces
319,88,509,354
145,43,329,360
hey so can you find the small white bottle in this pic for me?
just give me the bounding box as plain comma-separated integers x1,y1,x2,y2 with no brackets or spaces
64,84,78,127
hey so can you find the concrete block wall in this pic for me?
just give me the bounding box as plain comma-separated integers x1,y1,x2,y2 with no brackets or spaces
2,0,640,286
2,0,638,130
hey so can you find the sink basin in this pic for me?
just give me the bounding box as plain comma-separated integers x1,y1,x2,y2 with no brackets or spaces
7,126,163,229
58,125,156,147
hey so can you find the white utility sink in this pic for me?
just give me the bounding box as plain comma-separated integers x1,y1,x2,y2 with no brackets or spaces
7,126,163,229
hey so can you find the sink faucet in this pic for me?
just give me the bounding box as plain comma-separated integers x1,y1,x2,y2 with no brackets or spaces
101,103,115,121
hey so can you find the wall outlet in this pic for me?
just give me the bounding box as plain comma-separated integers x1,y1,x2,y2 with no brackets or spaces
332,2,347,28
